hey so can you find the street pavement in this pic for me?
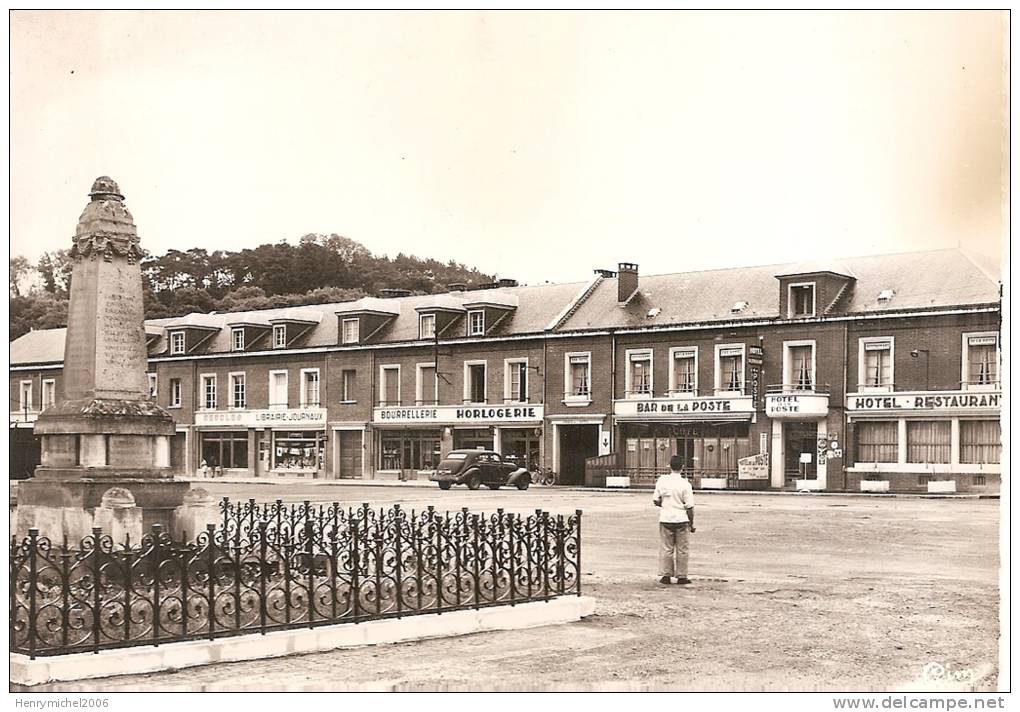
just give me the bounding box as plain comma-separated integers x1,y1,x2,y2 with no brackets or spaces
16,484,1001,692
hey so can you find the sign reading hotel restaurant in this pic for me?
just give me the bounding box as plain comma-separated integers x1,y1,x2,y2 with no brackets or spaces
847,392,1001,412
196,407,327,429
373,404,544,425
614,396,754,417
737,453,769,480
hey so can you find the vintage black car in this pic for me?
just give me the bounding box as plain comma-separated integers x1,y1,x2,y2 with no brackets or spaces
430,449,531,491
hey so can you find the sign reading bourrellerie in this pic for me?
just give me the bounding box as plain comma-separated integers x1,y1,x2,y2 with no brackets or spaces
847,392,1001,411
373,405,544,424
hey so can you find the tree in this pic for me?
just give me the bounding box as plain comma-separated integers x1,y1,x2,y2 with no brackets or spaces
36,250,72,296
10,256,34,297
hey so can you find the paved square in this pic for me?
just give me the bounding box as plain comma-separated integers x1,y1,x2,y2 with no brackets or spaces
17,485,1000,692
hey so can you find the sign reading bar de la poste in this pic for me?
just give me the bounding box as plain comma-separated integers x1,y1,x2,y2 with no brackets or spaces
614,396,755,418
374,405,544,424
848,392,1001,412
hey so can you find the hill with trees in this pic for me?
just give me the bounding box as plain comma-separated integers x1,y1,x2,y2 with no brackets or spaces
9,234,493,341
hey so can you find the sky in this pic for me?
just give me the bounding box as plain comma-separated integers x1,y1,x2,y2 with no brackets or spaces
10,11,1008,285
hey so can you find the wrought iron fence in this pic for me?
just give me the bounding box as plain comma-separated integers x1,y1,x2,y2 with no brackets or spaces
10,498,582,659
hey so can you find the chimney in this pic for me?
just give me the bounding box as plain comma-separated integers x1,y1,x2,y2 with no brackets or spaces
617,263,639,304
379,288,412,298
594,268,617,278
497,278,518,288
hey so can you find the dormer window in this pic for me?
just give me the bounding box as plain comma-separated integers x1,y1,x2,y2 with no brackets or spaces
273,324,287,349
170,331,185,355
231,328,245,352
730,301,748,314
420,313,436,340
789,283,815,318
342,318,359,344
468,310,485,336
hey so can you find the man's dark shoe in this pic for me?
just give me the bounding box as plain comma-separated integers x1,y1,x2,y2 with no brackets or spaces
675,577,692,585
658,576,672,585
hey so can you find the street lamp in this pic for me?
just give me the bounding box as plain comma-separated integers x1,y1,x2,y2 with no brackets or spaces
910,349,930,390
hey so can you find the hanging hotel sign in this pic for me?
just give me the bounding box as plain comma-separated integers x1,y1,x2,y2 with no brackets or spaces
614,396,754,419
196,408,327,429
847,392,1001,412
747,346,764,366
373,404,544,425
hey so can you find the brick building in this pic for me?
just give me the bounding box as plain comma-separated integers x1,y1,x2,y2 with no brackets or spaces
10,248,1002,493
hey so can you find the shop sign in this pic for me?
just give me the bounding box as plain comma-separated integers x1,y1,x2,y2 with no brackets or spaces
196,408,327,429
968,336,997,346
737,453,769,480
759,432,768,455
847,392,1001,411
816,437,828,467
765,393,829,418
373,404,544,425
614,396,754,417
749,364,762,408
747,346,764,366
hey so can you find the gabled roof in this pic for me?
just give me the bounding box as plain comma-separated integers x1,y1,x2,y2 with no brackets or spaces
775,260,857,279
10,328,66,365
334,297,401,316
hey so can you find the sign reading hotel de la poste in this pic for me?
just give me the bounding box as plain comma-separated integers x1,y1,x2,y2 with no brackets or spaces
373,404,544,425
847,392,1001,413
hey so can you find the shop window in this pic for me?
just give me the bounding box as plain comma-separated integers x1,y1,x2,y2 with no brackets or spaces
201,432,248,470
670,349,696,395
169,378,182,408
626,350,652,397
717,346,744,393
231,328,245,352
273,432,322,472
42,379,56,410
341,318,359,344
860,339,893,390
19,381,32,412
787,344,814,391
854,421,898,463
170,331,185,355
201,375,217,410
301,369,321,407
960,420,1000,464
380,366,400,406
273,325,287,349
468,310,485,336
565,353,591,400
419,314,436,340
505,360,528,403
341,369,356,403
417,364,437,405
906,420,950,464
230,373,246,409
147,373,158,399
789,283,815,318
964,334,998,388
380,432,441,471
269,371,288,408
466,362,486,403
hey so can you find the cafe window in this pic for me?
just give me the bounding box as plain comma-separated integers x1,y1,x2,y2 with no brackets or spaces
273,431,323,472
169,378,182,408
626,350,652,397
566,353,591,400
716,345,744,393
230,372,246,409
906,420,950,464
670,348,697,395
468,310,485,336
465,361,487,403
505,359,528,403
169,331,185,355
301,369,320,407
341,369,356,403
42,379,56,410
963,333,998,388
147,373,158,398
417,364,437,405
789,283,815,318
273,325,287,349
960,420,1000,464
341,318,359,344
201,374,217,410
859,338,893,390
231,328,245,352
380,365,400,406
201,431,248,470
854,421,898,463
785,342,814,391
419,314,436,340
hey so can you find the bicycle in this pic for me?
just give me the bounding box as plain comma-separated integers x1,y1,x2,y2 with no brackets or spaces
531,467,558,487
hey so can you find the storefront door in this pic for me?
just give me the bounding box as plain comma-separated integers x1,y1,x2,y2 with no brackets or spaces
784,422,818,479
558,424,599,485
336,430,362,479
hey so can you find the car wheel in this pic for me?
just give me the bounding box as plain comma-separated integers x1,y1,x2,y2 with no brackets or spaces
438,481,452,490
467,473,482,490
516,479,530,491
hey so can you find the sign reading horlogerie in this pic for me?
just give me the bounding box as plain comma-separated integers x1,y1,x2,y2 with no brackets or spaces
848,392,1001,411
374,405,544,424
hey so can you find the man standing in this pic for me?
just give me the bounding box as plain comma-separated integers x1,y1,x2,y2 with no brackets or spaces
652,455,696,585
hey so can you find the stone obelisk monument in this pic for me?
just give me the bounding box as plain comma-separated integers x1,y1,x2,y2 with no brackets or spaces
17,177,190,541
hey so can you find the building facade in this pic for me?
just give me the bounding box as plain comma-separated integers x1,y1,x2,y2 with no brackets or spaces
10,249,1002,493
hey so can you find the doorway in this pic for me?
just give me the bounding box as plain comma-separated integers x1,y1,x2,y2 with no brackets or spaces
557,424,599,485
336,430,363,479
784,422,818,479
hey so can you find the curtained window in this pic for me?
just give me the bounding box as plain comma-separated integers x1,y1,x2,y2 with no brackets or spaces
906,420,951,464
789,345,814,390
855,421,898,463
960,420,1000,464
967,342,998,386
569,356,590,397
863,342,892,387
673,351,696,393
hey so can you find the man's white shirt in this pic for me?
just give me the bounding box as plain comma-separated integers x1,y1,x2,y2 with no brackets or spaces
653,472,694,524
